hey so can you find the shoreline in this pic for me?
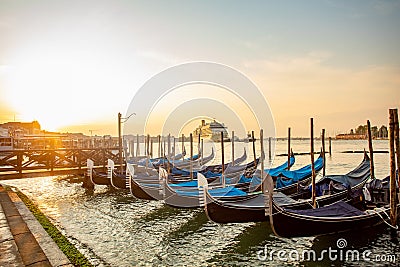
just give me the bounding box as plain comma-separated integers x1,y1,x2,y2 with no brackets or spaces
0,184,92,267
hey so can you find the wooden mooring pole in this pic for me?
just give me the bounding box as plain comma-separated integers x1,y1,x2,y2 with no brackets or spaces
136,134,139,157
118,113,123,173
158,135,161,157
268,137,272,160
190,133,193,180
231,131,235,166
198,134,201,156
252,131,257,168
287,127,291,170
389,109,398,229
147,134,150,158
151,139,153,158
260,129,264,180
329,137,332,156
130,140,134,159
200,139,204,165
221,131,225,187
311,118,316,208
367,120,375,180
168,134,171,157
321,129,326,177
394,110,400,188
182,134,185,155
173,137,176,161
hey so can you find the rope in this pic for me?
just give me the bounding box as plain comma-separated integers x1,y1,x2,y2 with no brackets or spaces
370,207,399,230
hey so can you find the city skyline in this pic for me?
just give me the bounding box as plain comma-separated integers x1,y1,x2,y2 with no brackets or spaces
1,1,399,137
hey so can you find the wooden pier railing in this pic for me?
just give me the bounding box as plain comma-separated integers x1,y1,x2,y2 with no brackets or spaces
0,148,123,180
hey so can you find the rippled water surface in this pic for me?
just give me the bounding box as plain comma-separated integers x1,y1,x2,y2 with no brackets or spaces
2,139,399,266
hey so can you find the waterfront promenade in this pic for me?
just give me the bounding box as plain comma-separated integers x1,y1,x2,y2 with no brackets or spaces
0,185,72,267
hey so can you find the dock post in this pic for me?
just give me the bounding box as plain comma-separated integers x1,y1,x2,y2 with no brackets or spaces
201,139,204,165
163,138,166,157
231,131,235,166
102,148,106,170
190,133,193,180
118,113,123,173
311,118,316,208
50,150,54,172
158,135,161,157
144,135,147,158
77,150,81,173
260,129,265,183
221,131,225,187
252,131,256,168
322,129,326,176
367,120,375,180
136,134,139,157
287,127,291,170
181,134,185,155
17,151,23,176
173,137,176,160
394,109,400,188
198,134,201,157
268,137,272,160
168,134,171,158
151,138,153,158
166,135,171,174
329,137,332,156
130,140,134,159
161,136,164,157
389,109,398,230
147,134,150,157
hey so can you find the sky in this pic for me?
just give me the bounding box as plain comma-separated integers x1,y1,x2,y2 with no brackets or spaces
0,0,399,137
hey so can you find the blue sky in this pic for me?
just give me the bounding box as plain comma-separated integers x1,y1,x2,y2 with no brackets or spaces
0,0,399,137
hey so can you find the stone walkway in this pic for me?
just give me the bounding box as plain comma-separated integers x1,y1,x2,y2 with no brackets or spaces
0,185,73,267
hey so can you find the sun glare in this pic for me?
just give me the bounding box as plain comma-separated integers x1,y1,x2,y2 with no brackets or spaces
3,44,124,132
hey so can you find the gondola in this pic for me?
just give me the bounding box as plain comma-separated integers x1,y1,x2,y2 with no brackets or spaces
86,159,112,186
131,153,260,186
235,153,322,195
152,148,215,169
162,172,249,208
168,157,261,186
127,164,163,200
204,152,370,223
170,149,248,178
269,176,399,237
127,157,261,201
274,152,324,195
160,156,296,208
134,151,187,166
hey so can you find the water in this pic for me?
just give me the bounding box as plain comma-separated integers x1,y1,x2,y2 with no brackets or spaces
2,139,399,266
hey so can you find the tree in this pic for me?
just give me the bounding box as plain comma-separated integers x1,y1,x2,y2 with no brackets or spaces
371,126,378,138
355,125,367,135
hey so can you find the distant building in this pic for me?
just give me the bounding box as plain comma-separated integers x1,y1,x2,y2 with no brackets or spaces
0,120,120,149
0,120,41,136
336,133,366,140
193,119,229,142
378,125,388,138
338,123,389,140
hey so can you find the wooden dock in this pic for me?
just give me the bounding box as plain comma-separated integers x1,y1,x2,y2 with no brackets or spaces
0,148,123,180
